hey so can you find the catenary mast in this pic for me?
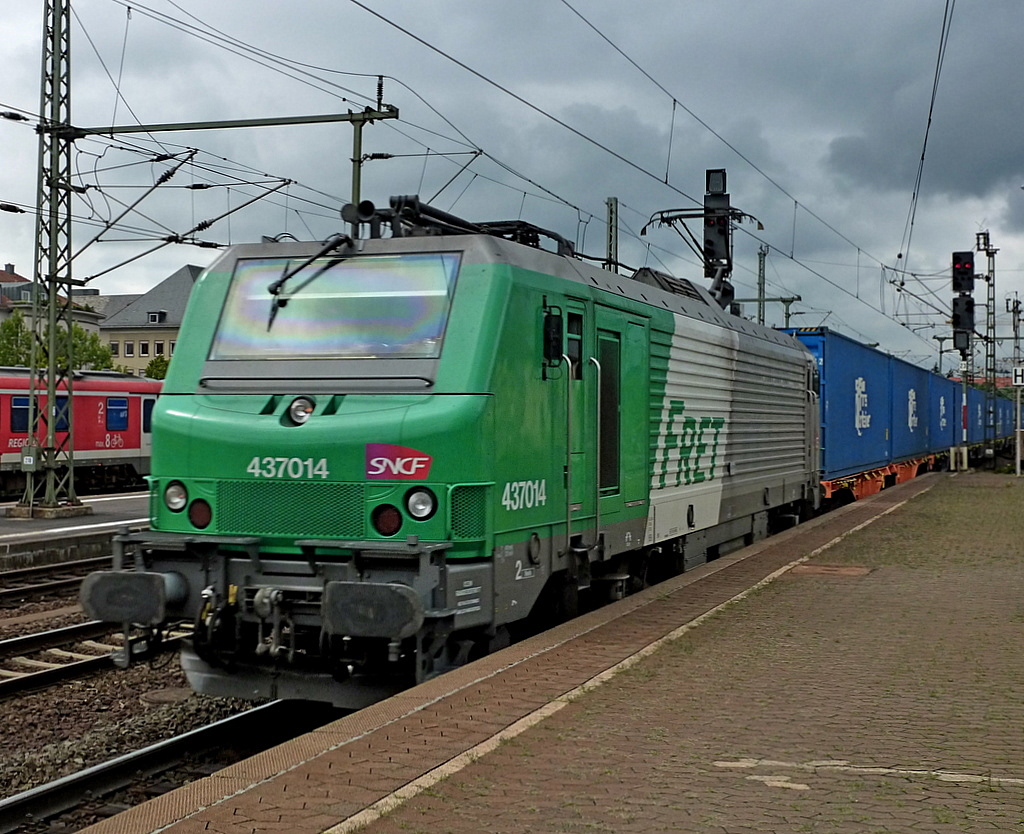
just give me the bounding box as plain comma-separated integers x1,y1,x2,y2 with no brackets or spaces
13,0,89,518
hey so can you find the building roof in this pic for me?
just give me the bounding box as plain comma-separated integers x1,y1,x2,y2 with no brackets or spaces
0,265,30,285
102,264,202,328
86,294,142,319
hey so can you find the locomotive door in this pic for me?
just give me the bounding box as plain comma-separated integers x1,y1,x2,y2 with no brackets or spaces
563,301,648,550
593,307,648,530
564,301,592,524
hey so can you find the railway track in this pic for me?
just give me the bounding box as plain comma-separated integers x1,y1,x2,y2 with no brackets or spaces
0,700,342,834
0,556,115,606
0,621,180,698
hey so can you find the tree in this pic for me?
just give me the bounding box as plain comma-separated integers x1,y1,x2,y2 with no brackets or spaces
65,325,114,370
0,310,114,370
0,310,32,366
145,354,170,379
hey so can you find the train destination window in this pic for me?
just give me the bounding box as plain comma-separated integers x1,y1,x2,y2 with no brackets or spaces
210,253,461,361
106,398,129,431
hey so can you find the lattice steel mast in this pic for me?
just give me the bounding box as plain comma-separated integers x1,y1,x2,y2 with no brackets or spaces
14,0,88,517
977,231,998,462
13,4,396,518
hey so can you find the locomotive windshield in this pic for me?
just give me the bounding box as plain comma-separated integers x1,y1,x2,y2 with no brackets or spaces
209,252,461,360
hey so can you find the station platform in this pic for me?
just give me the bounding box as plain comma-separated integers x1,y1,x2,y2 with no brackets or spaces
82,472,1024,833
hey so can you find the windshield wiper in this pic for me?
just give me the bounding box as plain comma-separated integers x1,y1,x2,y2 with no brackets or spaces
267,233,351,330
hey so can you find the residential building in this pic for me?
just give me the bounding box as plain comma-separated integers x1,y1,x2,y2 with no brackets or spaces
2,263,104,332
99,264,202,375
0,263,35,313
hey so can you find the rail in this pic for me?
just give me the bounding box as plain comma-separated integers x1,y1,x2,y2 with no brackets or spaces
0,700,341,833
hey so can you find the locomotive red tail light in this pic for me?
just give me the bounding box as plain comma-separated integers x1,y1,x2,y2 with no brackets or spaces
371,504,402,537
188,499,212,529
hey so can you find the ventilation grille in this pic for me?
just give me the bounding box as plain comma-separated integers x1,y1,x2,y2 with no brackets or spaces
450,485,487,539
217,481,365,538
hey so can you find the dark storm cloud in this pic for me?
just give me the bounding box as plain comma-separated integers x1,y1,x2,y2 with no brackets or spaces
2,0,1022,358
825,3,1024,201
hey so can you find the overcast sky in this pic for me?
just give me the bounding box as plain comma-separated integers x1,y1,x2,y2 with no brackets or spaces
2,0,1022,372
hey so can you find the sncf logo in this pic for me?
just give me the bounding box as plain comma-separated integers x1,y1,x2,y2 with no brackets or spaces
365,444,433,480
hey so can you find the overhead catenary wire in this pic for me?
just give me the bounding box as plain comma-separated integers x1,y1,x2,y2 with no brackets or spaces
551,0,953,357
6,1,983,365
896,0,957,274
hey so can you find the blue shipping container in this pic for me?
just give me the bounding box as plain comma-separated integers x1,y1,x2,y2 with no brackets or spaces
927,374,958,450
890,358,932,461
784,329,892,481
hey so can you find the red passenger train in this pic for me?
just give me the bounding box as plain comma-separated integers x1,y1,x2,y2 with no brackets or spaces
0,368,161,495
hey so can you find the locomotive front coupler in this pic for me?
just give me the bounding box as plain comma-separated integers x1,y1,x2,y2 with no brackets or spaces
252,587,296,662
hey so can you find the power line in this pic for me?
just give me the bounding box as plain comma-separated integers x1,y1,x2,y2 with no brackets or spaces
896,0,957,273
344,0,703,207
555,0,889,268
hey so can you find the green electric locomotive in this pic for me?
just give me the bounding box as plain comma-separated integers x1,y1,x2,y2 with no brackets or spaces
82,197,820,707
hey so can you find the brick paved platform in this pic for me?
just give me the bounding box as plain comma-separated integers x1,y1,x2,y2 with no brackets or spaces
82,472,1024,834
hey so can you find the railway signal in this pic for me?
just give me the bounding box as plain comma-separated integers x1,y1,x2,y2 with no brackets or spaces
703,170,731,279
952,295,974,352
952,251,975,293
951,250,976,357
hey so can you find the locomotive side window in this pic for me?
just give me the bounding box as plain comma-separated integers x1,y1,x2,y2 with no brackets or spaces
106,398,129,431
10,396,28,433
567,312,584,380
598,332,621,492
142,399,155,433
210,252,461,361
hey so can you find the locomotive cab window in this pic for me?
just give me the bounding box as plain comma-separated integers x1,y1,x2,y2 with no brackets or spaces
210,252,461,361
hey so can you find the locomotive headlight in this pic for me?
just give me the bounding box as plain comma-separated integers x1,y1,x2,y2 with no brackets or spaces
405,488,437,520
164,481,188,512
288,397,315,425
